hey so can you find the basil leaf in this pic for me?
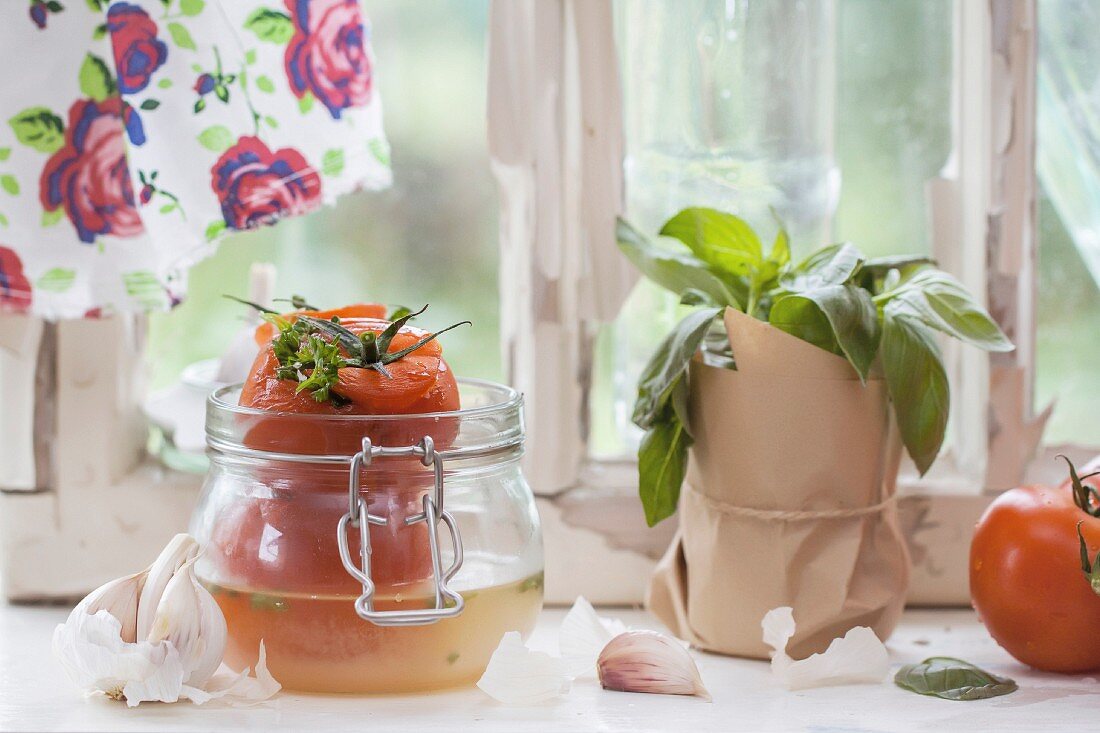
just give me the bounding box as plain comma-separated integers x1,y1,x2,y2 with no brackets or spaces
617,218,744,308
888,270,1013,353
701,319,736,369
862,254,937,278
782,242,864,290
769,224,791,268
632,307,722,429
669,376,692,434
769,284,880,381
659,207,763,276
680,288,718,307
894,657,1018,701
882,309,949,475
638,416,692,527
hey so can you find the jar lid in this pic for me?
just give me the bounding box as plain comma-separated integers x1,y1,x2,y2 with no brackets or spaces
205,377,523,463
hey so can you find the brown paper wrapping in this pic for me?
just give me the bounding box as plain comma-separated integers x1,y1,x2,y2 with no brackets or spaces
647,308,910,659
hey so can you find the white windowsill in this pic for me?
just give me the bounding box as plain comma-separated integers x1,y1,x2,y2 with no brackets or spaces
2,603,1092,732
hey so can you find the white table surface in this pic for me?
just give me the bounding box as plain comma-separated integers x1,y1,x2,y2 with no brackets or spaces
1,602,1096,732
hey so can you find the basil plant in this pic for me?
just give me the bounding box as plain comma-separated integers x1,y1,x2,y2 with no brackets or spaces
619,207,1013,527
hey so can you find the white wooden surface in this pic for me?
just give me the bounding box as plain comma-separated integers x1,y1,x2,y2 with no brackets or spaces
1,604,1096,732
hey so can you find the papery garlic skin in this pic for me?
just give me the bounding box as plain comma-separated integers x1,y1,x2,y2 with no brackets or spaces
147,557,227,687
477,632,572,704
52,609,184,706
558,596,627,679
761,606,889,690
597,630,710,700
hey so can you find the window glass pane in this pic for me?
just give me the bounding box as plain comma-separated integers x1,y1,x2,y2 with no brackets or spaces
592,0,953,459
147,0,498,390
1035,193,1100,445
833,0,952,258
1035,0,1100,445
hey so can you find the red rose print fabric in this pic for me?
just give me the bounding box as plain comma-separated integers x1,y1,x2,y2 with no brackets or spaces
212,136,322,230
0,246,32,314
41,98,146,243
285,0,373,120
0,0,389,318
108,3,169,95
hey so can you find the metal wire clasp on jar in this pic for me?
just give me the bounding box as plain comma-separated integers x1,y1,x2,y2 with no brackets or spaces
337,435,465,626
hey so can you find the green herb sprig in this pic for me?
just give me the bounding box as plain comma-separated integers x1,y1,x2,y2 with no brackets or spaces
619,207,1014,526
229,297,470,403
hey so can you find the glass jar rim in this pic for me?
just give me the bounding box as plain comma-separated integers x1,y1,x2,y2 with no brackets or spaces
206,377,524,463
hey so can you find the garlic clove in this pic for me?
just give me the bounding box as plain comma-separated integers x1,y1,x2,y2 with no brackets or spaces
74,570,147,644
597,630,711,700
558,596,627,679
136,533,200,640
477,632,572,704
146,557,227,688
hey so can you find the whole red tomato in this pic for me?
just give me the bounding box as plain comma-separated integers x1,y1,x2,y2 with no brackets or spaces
970,459,1100,673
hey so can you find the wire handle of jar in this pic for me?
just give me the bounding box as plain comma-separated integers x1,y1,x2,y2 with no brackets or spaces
336,436,465,626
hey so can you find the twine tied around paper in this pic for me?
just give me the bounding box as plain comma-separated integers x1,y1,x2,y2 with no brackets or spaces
684,482,898,521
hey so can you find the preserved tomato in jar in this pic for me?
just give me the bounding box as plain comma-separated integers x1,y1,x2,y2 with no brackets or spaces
190,305,543,692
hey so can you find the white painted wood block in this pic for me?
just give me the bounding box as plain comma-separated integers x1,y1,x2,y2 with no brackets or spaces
538,497,654,605
0,461,200,601
1,315,202,600
0,315,43,490
54,317,147,488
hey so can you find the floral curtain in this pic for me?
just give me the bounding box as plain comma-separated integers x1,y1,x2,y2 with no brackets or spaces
0,0,390,318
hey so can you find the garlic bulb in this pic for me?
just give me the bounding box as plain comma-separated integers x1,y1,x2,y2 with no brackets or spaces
53,533,278,707
597,630,710,700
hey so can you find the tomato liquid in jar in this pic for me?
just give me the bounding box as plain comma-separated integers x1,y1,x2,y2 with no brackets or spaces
190,380,544,693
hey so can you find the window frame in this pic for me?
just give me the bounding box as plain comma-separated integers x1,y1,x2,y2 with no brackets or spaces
490,0,1042,605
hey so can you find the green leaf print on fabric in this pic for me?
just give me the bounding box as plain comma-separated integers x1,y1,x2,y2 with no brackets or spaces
8,108,65,154
368,138,390,167
255,75,275,93
0,176,18,196
204,220,226,241
180,0,205,17
41,209,64,227
322,148,344,177
197,125,234,153
122,271,168,308
244,9,294,44
297,91,314,115
37,268,76,293
167,22,197,51
79,54,116,102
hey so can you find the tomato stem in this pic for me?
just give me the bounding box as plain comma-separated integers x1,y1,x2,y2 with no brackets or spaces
1057,454,1100,518
1077,521,1100,596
